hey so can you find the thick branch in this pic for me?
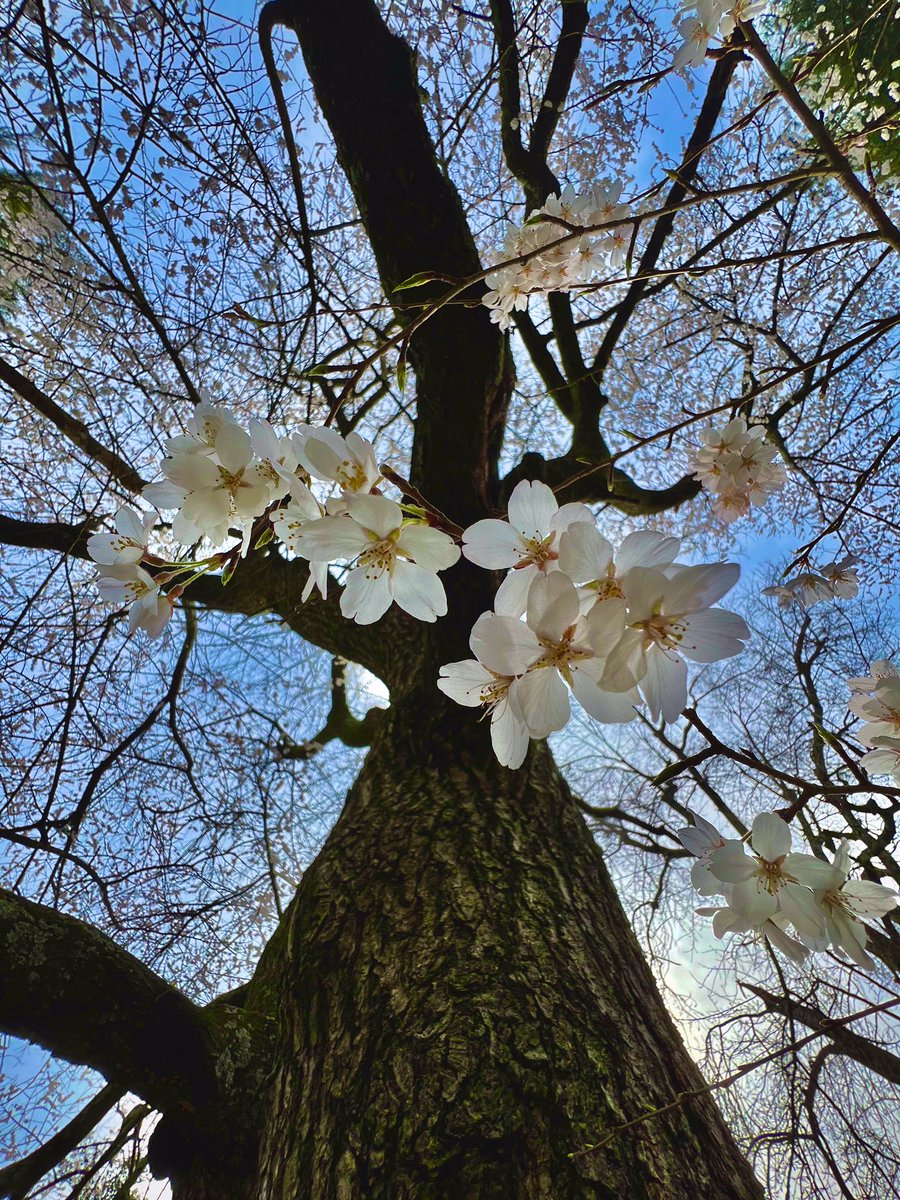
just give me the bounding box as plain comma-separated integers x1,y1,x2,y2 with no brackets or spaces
0,887,217,1113
187,549,405,686
489,0,588,207
274,656,384,759
269,0,512,522
743,983,900,1086
0,357,148,493
0,1082,123,1200
0,512,94,557
591,40,744,379
501,449,701,514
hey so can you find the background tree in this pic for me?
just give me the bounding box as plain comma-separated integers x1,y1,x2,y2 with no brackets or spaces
1,1,898,1198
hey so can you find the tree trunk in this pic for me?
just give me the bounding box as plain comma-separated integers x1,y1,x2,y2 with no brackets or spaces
237,691,763,1200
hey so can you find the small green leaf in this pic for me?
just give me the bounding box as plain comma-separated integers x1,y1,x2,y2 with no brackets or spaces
303,362,335,378
392,271,435,292
221,559,236,585
255,525,275,549
397,358,408,392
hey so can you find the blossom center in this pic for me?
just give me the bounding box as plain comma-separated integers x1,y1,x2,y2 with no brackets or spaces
634,613,686,650
217,465,247,495
358,534,398,575
337,459,367,491
517,533,557,568
752,854,796,894
534,626,592,680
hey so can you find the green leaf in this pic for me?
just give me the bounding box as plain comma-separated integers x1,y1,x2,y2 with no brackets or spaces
397,358,408,392
255,525,275,549
221,559,236,585
303,361,335,378
392,271,435,292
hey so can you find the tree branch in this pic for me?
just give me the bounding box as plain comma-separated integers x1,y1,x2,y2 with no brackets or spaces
0,357,148,493
269,0,512,522
741,983,900,1086
591,38,745,379
741,20,900,254
0,513,95,557
273,656,384,759
0,1082,123,1200
0,887,218,1113
501,449,701,514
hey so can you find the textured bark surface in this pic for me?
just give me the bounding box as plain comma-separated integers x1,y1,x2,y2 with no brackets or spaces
247,693,763,1200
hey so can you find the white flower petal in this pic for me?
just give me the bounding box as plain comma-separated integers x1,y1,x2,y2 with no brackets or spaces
783,852,842,891
397,525,460,572
557,523,613,582
512,668,570,738
507,479,558,539
470,612,540,676
709,842,757,884
780,883,826,939
215,421,253,474
751,812,792,861
841,880,900,917
525,571,580,642
493,564,537,617
491,701,530,769
663,562,740,615
639,647,687,723
569,661,637,724
295,516,371,562
437,660,494,707
677,608,749,662
340,564,392,624
346,494,402,539
462,519,524,569
615,530,680,573
390,561,447,622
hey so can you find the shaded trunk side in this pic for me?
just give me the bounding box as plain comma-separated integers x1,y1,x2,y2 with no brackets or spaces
253,693,763,1199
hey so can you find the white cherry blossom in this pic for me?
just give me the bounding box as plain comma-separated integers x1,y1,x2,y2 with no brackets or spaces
859,736,900,784
847,658,898,693
151,422,276,550
558,525,681,604
271,480,330,602
437,659,529,770
294,494,459,625
849,675,900,746
95,562,174,639
820,554,860,599
163,397,242,457
294,426,380,510
689,416,785,522
599,562,748,722
250,418,297,498
461,480,592,617
708,812,842,938
803,840,900,969
700,904,810,964
677,811,742,897
88,506,155,565
467,573,638,743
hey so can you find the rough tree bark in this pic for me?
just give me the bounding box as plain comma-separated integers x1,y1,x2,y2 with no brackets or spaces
243,694,764,1200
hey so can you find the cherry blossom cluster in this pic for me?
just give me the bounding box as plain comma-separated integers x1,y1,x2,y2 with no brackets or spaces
673,0,767,72
679,811,898,966
688,415,786,522
762,555,860,608
89,398,460,634
438,480,750,767
848,659,900,784
482,183,634,331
